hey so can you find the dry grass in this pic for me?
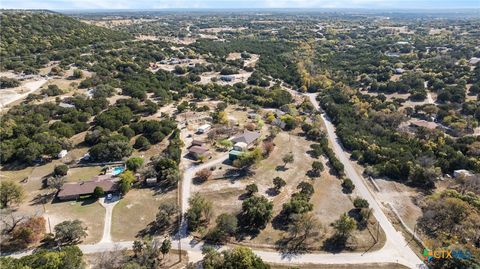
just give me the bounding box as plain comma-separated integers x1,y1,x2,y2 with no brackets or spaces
111,188,178,241
45,199,105,244
193,129,386,252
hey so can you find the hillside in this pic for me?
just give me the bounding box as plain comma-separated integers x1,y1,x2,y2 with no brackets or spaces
0,11,131,71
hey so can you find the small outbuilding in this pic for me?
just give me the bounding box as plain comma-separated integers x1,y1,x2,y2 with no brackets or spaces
233,142,248,152
57,149,68,159
197,124,211,134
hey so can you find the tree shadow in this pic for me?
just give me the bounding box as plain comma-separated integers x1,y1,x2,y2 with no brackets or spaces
347,209,367,231
275,236,309,256
322,234,350,253
275,165,288,172
30,192,56,206
265,187,278,197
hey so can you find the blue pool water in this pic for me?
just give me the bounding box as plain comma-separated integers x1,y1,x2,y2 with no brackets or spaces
112,166,125,176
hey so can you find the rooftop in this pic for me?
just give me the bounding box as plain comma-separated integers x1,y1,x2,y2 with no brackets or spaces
231,130,261,145
57,175,118,198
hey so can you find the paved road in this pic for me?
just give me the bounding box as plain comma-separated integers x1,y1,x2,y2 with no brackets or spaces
6,92,423,268
304,93,422,268
179,154,229,237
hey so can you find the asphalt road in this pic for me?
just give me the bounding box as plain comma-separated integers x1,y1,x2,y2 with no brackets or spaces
6,92,423,268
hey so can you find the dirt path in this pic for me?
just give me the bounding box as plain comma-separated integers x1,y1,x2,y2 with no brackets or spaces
99,198,119,243
0,78,49,111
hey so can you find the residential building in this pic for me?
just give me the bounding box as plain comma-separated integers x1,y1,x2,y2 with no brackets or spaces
57,175,118,201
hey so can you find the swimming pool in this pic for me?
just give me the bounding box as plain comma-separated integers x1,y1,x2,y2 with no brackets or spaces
112,166,125,176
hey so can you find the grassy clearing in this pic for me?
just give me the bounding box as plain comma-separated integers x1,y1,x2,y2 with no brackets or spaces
111,188,178,241
67,166,103,182
45,198,105,244
193,129,386,252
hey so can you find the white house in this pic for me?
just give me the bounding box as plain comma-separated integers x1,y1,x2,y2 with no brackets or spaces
197,124,211,134
233,142,248,152
58,150,68,159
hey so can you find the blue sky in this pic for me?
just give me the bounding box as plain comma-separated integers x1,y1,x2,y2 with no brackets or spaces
1,0,479,10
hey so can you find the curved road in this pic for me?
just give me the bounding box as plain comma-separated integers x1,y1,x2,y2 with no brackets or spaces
7,92,423,268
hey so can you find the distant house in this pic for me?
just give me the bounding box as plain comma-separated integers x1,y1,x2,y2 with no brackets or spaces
410,119,437,130
231,130,261,147
58,102,75,109
191,140,205,147
247,112,259,119
57,150,68,159
395,68,405,74
197,124,211,134
57,175,118,201
272,118,286,129
220,75,235,82
469,57,480,65
188,146,210,160
453,170,473,179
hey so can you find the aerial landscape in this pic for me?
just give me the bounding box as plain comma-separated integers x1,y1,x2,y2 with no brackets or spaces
0,1,479,269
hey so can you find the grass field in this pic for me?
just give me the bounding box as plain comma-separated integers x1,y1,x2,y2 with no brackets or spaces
111,188,178,241
192,129,386,252
45,198,105,244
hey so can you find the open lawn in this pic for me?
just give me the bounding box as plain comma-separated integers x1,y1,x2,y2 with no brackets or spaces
111,188,178,241
67,166,103,182
45,198,105,244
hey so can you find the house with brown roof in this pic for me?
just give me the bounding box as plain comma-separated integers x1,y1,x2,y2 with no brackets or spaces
231,130,261,147
57,175,118,201
188,146,210,160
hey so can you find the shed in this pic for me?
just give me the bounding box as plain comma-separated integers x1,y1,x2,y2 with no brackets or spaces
197,124,211,134
191,140,205,147
233,142,248,152
57,150,68,159
145,178,157,186
229,150,243,161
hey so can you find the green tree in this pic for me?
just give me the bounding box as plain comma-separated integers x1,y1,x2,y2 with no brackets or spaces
187,193,213,232
119,170,136,195
353,197,369,209
160,239,171,259
245,183,258,196
273,177,286,192
241,195,273,229
0,181,25,208
54,164,69,177
126,157,144,172
333,213,357,238
54,220,88,244
282,152,294,168
202,246,270,269
93,186,104,199
134,136,151,150
342,178,355,193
